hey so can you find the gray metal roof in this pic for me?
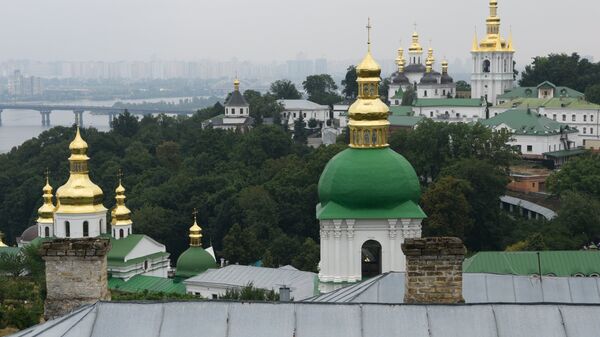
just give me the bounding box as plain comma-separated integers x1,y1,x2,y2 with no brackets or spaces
184,265,317,300
500,195,557,220
225,90,249,107
278,99,328,111
306,272,600,304
12,301,600,337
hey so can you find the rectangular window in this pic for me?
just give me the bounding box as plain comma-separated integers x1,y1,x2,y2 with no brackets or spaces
584,115,587,122
293,112,296,118
572,114,576,122
552,114,556,120
231,108,235,115
584,128,587,134
591,115,595,122
562,114,566,121
527,145,533,152
592,128,594,134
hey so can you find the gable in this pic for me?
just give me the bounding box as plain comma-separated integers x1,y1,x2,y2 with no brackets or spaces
124,236,166,262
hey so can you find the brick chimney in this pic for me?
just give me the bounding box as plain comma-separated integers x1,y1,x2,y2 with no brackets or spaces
40,238,111,320
401,237,466,304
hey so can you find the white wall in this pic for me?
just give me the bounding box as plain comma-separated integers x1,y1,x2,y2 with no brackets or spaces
53,211,107,238
413,106,485,122
471,51,515,103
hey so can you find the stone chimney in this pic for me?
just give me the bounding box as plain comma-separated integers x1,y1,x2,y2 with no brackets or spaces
401,237,466,304
40,238,111,320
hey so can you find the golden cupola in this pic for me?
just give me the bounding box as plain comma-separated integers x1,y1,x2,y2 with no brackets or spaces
395,48,406,72
112,178,132,227
37,172,56,224
233,78,240,91
55,127,107,214
474,0,513,52
347,19,390,149
188,211,203,247
408,30,423,54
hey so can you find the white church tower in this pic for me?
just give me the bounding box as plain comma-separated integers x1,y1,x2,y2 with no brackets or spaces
54,128,108,238
471,0,515,105
316,21,425,292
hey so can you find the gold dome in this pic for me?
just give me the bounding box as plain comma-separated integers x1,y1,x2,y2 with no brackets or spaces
55,127,107,214
395,48,405,72
37,173,55,224
112,179,132,227
348,19,390,149
475,0,513,52
233,78,240,91
409,31,423,54
189,210,203,247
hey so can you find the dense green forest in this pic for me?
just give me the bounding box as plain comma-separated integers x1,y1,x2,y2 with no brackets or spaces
2,108,600,273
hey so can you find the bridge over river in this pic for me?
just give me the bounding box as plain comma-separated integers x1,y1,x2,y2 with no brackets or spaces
0,103,198,127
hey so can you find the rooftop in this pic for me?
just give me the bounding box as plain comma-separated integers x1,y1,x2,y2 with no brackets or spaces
278,99,328,111
495,97,600,110
413,98,484,108
498,85,584,100
481,109,578,136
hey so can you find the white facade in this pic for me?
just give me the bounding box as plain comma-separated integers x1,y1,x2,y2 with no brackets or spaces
318,218,421,292
53,211,107,239
279,99,329,128
224,106,249,117
417,83,455,99
108,236,170,280
414,105,486,122
471,51,515,103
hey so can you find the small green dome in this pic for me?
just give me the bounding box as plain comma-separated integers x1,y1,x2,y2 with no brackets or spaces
317,148,426,220
176,246,216,278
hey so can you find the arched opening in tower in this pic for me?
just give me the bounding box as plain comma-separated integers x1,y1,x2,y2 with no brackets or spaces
361,240,382,279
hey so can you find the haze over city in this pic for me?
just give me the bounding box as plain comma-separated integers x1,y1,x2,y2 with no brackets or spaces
2,0,598,64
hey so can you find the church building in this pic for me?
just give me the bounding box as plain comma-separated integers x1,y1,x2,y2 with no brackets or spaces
471,0,515,104
202,79,253,131
317,22,426,292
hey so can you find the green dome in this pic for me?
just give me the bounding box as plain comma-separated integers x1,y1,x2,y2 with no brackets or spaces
176,246,216,278
317,147,426,220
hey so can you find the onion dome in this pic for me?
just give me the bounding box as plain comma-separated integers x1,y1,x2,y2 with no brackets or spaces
420,58,438,85
475,0,512,52
37,173,55,224
391,72,410,85
408,30,423,54
317,20,425,221
175,212,216,278
55,128,106,214
112,179,132,227
226,78,249,107
440,60,454,84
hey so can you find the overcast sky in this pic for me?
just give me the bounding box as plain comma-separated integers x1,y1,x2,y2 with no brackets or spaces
2,0,598,65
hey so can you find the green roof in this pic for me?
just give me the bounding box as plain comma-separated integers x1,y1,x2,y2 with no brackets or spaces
543,148,588,158
481,109,578,135
498,85,584,100
496,97,599,110
413,98,484,107
108,251,170,267
389,115,424,127
176,246,217,278
109,275,186,294
0,246,21,255
106,234,145,262
317,148,426,220
391,88,404,99
389,106,414,116
463,251,600,277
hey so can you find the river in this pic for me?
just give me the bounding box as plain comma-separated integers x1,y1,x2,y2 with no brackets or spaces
0,97,198,153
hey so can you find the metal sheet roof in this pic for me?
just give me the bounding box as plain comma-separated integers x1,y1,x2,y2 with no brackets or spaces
12,301,600,337
278,99,328,111
500,195,557,220
184,265,318,300
307,273,600,304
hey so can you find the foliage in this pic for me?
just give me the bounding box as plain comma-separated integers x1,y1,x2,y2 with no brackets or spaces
379,78,391,103
341,66,358,99
401,86,416,106
219,283,279,301
243,90,284,124
111,289,198,301
506,233,547,251
0,252,26,277
291,238,320,273
270,80,302,100
293,115,308,144
584,84,600,105
302,74,342,106
421,176,473,239
519,53,600,93
547,153,600,198
0,277,43,330
455,80,471,92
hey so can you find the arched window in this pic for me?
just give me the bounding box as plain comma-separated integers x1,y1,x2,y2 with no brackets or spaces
83,221,89,237
44,227,50,238
119,229,124,238
65,221,70,238
482,60,491,73
361,240,382,279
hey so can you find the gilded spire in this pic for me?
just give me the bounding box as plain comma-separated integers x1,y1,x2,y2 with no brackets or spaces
395,47,405,72
442,60,449,75
37,169,55,224
112,171,132,227
233,78,240,91
408,27,423,54
348,20,390,149
475,0,512,52
55,127,106,214
189,209,202,247
472,29,479,51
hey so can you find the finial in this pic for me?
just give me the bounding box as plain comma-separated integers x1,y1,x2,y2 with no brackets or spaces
366,17,372,52
117,168,123,185
413,22,418,32
192,208,198,223
45,168,50,184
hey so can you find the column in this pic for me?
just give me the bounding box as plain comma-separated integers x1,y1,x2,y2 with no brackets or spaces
333,220,342,282
319,223,329,282
0,109,3,126
388,219,398,272
346,220,355,282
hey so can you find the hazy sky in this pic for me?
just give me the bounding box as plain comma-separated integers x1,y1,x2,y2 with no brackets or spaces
2,0,598,65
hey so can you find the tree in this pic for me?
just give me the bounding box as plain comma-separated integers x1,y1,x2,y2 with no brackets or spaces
0,252,26,277
243,90,283,123
551,191,600,248
401,86,416,106
220,283,279,301
307,118,318,129
341,66,358,99
585,84,600,105
156,141,182,170
222,224,262,265
421,176,474,240
291,238,320,272
293,115,308,144
302,74,342,106
270,80,302,99
547,154,600,199
506,232,547,251
379,78,391,103
111,110,139,136
519,53,600,93
456,80,471,92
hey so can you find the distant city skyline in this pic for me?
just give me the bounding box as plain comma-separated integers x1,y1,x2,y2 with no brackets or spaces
1,0,598,66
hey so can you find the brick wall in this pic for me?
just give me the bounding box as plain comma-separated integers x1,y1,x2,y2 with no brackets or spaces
40,238,111,320
401,237,466,304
